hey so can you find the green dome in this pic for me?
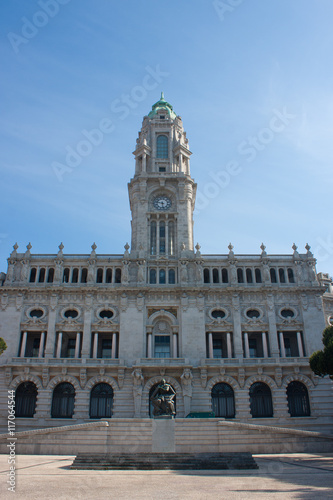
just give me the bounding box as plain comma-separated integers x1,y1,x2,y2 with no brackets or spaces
148,92,177,119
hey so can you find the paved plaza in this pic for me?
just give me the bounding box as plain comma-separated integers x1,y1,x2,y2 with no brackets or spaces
0,453,333,499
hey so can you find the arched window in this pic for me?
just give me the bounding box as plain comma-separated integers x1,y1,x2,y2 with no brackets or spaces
63,268,70,283
90,383,113,419
168,269,176,284
246,268,253,283
270,268,277,283
29,268,37,283
149,382,176,417
96,268,103,283
105,268,112,284
150,269,157,284
287,381,310,417
255,268,262,283
150,221,157,255
222,268,229,283
81,268,88,283
213,268,219,283
279,268,286,283
237,268,244,283
72,268,78,283
249,382,273,418
15,382,37,418
287,268,295,283
47,268,54,283
212,383,235,418
203,268,210,283
38,268,46,283
51,382,75,418
154,335,170,358
159,269,166,284
115,268,122,283
156,135,168,159
159,221,166,254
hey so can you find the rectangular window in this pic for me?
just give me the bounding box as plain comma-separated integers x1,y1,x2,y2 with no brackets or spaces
101,339,112,358
284,337,292,357
32,338,40,358
150,221,157,255
159,222,166,254
249,339,257,358
213,338,223,358
154,335,170,358
66,338,76,358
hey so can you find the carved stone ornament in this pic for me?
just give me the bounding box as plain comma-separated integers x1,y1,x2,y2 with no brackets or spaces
238,368,245,388
5,367,12,386
118,368,125,388
200,367,208,388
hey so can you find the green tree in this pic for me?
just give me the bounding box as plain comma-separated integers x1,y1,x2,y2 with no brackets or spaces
0,337,7,356
309,326,333,377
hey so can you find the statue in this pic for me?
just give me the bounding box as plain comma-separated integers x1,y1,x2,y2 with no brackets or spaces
150,379,176,417
181,369,193,417
180,262,188,283
137,261,145,283
122,261,129,284
132,369,144,417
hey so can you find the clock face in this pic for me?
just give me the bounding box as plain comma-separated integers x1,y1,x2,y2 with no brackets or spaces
153,196,172,211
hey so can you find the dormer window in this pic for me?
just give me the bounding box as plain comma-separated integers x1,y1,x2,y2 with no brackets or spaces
156,135,168,158
160,115,165,119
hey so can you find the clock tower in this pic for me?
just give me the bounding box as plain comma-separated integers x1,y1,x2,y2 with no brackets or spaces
128,93,197,263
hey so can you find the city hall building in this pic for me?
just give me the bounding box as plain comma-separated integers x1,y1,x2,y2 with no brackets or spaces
0,94,333,436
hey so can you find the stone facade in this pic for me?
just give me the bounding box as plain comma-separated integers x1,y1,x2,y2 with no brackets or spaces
0,94,332,433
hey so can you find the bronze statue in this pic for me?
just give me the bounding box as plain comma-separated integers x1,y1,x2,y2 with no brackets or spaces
151,379,176,417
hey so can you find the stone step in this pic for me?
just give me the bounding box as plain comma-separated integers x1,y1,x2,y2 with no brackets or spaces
71,452,258,470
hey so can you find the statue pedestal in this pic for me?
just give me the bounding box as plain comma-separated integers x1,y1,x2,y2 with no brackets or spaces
152,418,175,453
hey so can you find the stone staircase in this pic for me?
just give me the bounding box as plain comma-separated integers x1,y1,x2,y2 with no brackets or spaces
71,452,258,470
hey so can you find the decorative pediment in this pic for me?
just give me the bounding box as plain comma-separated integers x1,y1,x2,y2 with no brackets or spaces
25,317,47,326
242,320,268,331
57,319,81,331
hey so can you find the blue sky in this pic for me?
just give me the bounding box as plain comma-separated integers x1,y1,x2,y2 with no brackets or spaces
1,0,332,276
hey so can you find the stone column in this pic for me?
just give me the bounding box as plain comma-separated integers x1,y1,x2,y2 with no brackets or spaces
92,333,98,358
156,218,160,258
262,332,268,358
179,152,183,172
142,152,146,172
244,332,250,358
56,332,63,358
279,332,286,357
227,332,232,358
112,332,117,359
208,332,213,359
297,331,304,357
232,294,243,359
20,332,27,358
173,333,178,358
81,307,92,359
75,332,81,358
38,332,45,358
165,217,169,260
44,307,57,358
147,333,153,358
266,294,280,357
